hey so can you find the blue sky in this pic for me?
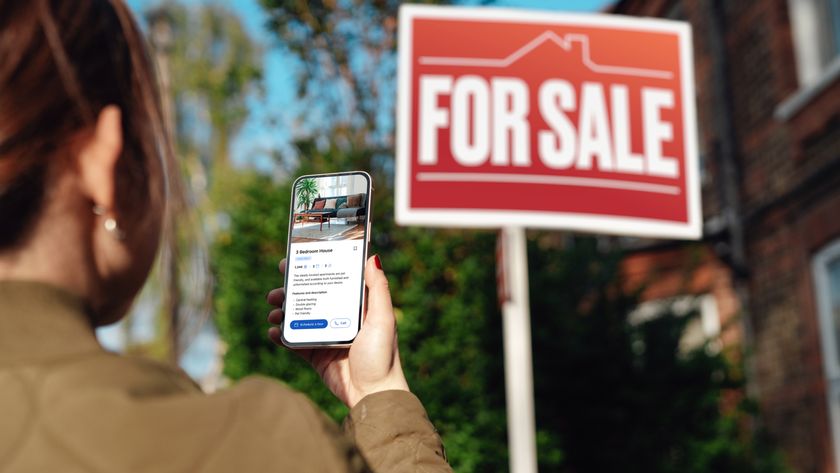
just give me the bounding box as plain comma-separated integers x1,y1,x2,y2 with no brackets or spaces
113,0,613,380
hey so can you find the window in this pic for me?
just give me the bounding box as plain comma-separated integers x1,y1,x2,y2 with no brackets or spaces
788,0,840,86
629,294,722,354
814,240,840,375
322,175,348,196
820,255,840,366
777,0,840,118
812,238,840,469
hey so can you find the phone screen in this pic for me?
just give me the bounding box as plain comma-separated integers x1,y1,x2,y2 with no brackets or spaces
281,172,371,347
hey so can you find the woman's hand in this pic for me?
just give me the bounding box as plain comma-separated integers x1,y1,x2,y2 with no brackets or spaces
266,255,410,408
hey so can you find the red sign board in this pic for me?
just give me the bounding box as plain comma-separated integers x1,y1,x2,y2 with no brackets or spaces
395,5,701,239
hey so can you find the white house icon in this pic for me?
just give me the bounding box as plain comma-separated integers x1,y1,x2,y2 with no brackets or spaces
418,31,674,80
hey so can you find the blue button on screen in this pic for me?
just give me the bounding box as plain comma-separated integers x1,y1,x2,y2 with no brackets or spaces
290,319,328,330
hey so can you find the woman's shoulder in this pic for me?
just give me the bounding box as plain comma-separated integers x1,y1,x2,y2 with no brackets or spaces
37,351,323,419
26,350,203,397
1,354,365,472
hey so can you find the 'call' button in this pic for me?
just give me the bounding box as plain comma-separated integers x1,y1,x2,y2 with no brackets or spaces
331,318,351,328
290,319,328,330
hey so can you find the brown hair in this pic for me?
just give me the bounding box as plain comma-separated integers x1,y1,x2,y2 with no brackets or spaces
0,0,171,247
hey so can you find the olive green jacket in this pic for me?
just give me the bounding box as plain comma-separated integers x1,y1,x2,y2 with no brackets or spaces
0,282,452,472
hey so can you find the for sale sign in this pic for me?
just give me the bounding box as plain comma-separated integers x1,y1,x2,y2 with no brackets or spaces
395,5,701,239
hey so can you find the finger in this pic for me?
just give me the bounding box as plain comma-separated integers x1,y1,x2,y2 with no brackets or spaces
267,308,283,325
364,254,394,329
266,287,285,306
278,258,286,274
268,326,296,354
268,326,283,344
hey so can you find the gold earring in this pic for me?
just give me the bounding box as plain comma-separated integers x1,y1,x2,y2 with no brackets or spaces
92,205,126,240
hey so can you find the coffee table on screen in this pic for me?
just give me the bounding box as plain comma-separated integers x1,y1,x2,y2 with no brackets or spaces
294,212,331,231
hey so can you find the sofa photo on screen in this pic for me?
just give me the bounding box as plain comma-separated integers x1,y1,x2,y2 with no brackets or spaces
305,192,367,222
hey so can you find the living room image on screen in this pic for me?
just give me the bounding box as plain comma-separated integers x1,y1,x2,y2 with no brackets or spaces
291,174,368,243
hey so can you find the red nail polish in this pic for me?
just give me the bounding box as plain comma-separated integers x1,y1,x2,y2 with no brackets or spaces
374,254,382,270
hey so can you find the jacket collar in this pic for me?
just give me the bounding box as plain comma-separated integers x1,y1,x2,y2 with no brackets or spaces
0,280,102,364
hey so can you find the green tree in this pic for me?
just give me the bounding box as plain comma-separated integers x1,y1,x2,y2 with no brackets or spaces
161,1,261,361
122,2,262,365
388,228,508,469
162,2,262,203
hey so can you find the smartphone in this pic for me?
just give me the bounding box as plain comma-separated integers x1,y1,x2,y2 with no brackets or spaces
281,171,372,347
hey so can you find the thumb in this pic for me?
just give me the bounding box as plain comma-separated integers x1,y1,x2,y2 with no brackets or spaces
364,254,394,327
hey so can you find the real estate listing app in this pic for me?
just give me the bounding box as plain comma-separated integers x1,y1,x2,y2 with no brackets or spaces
283,172,370,346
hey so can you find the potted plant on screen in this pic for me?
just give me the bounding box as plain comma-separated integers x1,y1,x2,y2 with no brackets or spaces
296,178,319,210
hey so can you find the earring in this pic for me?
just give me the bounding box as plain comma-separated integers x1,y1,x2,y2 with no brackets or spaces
92,204,126,240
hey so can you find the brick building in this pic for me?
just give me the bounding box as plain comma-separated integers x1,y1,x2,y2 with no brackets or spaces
612,0,840,471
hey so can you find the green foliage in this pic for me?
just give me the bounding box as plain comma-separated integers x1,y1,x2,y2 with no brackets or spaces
156,2,263,204
387,228,509,470
164,3,262,149
294,178,319,210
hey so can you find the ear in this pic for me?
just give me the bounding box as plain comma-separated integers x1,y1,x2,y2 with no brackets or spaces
77,105,122,209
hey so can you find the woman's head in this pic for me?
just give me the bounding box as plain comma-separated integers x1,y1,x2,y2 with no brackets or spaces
0,0,172,324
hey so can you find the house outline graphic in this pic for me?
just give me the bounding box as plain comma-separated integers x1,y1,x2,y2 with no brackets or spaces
418,31,674,80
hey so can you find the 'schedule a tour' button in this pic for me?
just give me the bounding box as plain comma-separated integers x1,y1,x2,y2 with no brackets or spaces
290,319,328,330
331,318,351,328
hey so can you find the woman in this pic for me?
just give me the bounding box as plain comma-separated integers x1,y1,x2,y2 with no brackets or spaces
0,1,451,471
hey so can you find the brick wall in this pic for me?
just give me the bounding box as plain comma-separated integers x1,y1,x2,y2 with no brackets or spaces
614,0,840,471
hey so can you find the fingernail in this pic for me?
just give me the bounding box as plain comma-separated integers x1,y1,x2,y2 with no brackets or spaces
374,254,382,270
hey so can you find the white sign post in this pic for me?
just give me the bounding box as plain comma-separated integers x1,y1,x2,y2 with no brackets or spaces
395,5,700,472
499,226,538,473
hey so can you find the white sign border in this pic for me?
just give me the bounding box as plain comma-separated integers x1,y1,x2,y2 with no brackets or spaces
395,4,702,240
